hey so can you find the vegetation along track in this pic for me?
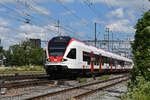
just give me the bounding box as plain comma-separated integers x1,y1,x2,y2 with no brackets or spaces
25,74,128,100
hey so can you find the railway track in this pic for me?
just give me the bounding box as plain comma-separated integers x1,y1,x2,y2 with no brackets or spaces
0,79,54,90
0,73,51,95
0,73,48,81
25,74,128,100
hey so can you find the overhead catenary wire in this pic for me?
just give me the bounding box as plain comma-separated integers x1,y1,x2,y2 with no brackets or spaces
0,3,31,24
103,0,131,34
55,0,92,39
15,0,79,36
17,0,92,40
55,0,90,28
84,0,102,20
0,0,93,43
0,1,65,37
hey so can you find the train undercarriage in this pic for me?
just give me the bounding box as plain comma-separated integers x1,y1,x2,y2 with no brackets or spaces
44,65,130,78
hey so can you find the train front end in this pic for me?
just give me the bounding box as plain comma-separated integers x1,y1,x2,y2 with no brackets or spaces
44,36,72,76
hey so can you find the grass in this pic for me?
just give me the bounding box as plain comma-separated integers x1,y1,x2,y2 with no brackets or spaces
98,75,111,80
0,65,45,74
76,77,87,83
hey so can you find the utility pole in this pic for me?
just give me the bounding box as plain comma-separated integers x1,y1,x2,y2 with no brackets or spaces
56,20,61,36
95,22,97,47
105,27,110,51
112,32,114,52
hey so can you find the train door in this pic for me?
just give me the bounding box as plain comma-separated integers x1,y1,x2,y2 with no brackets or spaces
77,47,84,69
66,48,78,68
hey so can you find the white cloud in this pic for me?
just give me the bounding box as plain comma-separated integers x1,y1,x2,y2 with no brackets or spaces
0,0,13,3
0,0,74,4
106,19,136,34
57,0,74,3
0,24,60,49
0,26,17,49
76,32,86,38
0,18,11,26
0,8,6,12
107,8,124,18
16,0,51,15
31,5,50,15
0,22,70,49
0,0,51,15
0,27,10,33
82,0,150,12
17,24,67,39
127,10,136,21
18,24,57,40
70,19,88,27
92,18,106,24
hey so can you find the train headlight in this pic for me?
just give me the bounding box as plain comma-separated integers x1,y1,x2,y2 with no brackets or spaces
46,58,50,62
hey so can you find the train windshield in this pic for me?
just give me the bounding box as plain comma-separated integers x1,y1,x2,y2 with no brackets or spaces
48,36,71,57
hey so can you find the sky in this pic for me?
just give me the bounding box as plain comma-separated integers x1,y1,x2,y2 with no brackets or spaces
0,0,150,49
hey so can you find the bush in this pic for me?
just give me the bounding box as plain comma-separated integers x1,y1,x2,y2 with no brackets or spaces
122,76,150,100
98,75,110,80
0,65,45,73
76,77,87,83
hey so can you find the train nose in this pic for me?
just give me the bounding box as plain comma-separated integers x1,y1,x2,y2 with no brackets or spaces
49,56,63,62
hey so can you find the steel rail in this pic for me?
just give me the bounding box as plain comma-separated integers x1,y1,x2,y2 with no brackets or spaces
25,74,128,100
0,74,48,81
0,79,53,89
73,78,128,100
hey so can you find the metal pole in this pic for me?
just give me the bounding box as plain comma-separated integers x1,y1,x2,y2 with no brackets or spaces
112,32,113,52
105,27,110,51
95,22,97,47
58,20,60,36
56,20,61,36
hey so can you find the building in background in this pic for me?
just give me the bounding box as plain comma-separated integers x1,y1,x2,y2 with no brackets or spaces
0,38,2,65
0,39,6,66
29,39,41,48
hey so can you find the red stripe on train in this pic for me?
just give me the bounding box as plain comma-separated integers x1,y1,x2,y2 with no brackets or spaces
49,56,63,62
99,54,102,72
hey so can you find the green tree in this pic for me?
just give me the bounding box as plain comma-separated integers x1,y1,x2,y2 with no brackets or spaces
5,40,45,66
29,47,45,65
0,46,3,61
0,46,3,53
132,11,150,81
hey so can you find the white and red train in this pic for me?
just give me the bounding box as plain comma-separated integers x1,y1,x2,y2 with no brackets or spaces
44,36,133,77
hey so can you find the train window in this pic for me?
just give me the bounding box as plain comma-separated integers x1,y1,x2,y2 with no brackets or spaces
118,60,124,66
129,62,132,65
112,59,115,66
114,60,118,65
108,57,110,65
83,51,90,65
125,61,128,66
67,48,76,59
48,36,71,57
102,56,105,65
95,55,99,65
102,56,106,65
